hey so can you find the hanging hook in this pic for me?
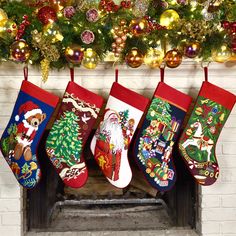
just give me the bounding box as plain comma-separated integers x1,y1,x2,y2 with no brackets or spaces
70,67,74,82
115,68,119,83
23,65,28,81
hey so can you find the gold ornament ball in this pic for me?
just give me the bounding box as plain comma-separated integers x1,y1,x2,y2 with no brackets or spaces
43,23,64,43
0,19,17,39
116,37,123,44
116,30,124,37
82,48,99,69
120,19,127,26
160,9,180,30
123,27,129,33
65,45,84,64
125,48,144,68
0,9,8,22
165,49,182,68
120,42,125,48
212,44,231,63
129,18,149,37
49,0,74,12
10,40,31,62
144,48,164,69
184,41,201,58
113,26,120,32
116,47,122,53
121,35,127,41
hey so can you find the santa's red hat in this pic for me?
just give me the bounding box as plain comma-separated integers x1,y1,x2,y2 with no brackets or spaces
15,101,42,121
104,108,120,121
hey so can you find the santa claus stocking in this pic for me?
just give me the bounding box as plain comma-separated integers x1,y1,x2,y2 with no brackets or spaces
179,76,236,186
46,80,104,188
90,82,150,188
133,79,192,192
0,80,59,188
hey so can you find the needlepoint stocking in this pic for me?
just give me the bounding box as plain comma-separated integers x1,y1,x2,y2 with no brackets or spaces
46,81,104,188
0,80,59,188
179,81,236,186
90,82,150,188
134,82,192,192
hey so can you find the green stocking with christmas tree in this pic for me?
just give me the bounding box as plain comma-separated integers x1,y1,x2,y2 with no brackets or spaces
46,81,104,188
179,81,236,186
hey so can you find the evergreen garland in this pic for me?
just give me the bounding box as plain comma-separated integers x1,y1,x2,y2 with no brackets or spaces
0,0,235,70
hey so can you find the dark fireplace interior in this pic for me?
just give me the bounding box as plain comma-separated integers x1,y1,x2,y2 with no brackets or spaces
26,129,197,232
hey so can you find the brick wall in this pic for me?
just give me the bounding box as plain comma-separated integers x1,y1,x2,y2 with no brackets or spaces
0,62,235,236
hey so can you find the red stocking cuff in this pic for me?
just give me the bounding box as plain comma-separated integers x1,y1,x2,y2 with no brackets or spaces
110,82,150,111
66,81,104,108
21,81,59,107
154,82,192,111
199,82,236,110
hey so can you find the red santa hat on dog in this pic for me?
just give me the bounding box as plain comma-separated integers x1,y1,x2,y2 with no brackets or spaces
15,101,42,121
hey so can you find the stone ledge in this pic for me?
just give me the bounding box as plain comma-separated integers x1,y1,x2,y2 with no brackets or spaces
26,229,199,236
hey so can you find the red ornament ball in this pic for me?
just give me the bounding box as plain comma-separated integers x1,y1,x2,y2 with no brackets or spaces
231,22,236,29
63,6,76,19
81,30,95,44
177,0,187,5
221,20,230,30
231,38,236,52
230,27,236,39
86,8,99,22
38,6,57,25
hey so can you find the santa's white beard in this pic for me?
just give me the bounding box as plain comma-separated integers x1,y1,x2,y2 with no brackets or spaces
100,119,124,152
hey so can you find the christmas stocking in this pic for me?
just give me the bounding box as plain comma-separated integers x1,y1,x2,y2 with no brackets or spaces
133,82,192,192
0,80,59,189
90,82,150,188
46,81,104,188
179,81,236,186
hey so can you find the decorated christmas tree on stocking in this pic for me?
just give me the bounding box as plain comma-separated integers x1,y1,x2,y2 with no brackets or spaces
133,82,192,191
46,81,104,188
0,80,59,188
179,81,236,186
90,82,150,188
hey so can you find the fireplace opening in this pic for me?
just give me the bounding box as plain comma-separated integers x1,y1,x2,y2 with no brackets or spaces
26,130,197,232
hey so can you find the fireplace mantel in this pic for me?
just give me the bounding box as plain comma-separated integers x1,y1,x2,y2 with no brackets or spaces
0,62,235,236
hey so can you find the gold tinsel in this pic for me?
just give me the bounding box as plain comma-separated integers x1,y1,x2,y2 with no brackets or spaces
75,0,98,10
40,58,50,83
31,30,60,82
179,19,214,42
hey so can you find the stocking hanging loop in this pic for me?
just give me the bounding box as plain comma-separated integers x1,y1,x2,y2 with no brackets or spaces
201,61,210,82
23,66,28,81
160,65,165,83
70,67,74,82
204,67,208,82
115,68,119,83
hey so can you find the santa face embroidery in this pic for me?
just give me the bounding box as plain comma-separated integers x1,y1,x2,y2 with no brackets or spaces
94,109,135,181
